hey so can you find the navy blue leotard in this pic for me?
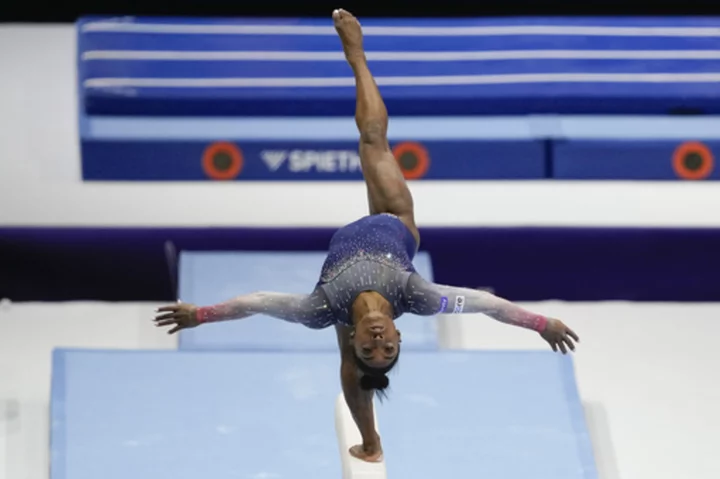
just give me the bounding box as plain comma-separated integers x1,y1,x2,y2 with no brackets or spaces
316,213,419,326
196,213,549,333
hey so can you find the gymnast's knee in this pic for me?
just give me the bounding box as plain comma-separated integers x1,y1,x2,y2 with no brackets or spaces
359,121,388,148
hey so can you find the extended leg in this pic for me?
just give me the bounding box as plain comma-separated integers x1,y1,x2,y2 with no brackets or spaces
333,9,420,246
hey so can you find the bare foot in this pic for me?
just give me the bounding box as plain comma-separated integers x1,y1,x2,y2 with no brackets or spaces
332,9,365,64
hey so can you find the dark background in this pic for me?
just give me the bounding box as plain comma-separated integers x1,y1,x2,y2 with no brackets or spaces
3,1,720,23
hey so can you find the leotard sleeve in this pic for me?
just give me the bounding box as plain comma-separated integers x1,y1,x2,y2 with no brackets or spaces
195,287,336,329
404,273,548,332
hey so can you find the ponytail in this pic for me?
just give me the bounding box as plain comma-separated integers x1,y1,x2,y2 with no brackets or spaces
353,347,399,400
359,373,390,391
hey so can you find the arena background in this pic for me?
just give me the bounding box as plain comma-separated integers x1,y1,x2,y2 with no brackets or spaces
2,3,720,479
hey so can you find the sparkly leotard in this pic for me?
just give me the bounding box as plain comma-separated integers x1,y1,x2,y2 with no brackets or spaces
195,214,549,333
316,213,419,326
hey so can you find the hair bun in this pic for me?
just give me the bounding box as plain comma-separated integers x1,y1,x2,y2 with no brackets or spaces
360,374,390,391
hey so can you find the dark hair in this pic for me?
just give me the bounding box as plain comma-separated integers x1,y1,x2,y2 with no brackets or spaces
353,346,400,400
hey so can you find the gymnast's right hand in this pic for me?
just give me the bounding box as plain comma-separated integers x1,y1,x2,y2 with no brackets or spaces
153,302,200,334
349,437,384,463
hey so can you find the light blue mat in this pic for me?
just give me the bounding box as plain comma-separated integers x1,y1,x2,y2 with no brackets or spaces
378,351,597,479
50,349,597,479
177,251,438,351
50,349,342,479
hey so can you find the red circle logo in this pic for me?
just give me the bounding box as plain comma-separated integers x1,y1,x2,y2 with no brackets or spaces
391,142,430,180
672,141,714,180
202,142,243,180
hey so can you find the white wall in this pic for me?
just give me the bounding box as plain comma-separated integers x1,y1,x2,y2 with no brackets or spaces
2,25,720,228
2,302,719,479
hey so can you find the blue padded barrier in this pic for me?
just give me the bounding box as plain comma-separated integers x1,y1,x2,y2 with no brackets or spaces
178,251,438,351
81,116,720,143
77,16,720,116
552,140,719,180
80,139,546,181
51,349,597,479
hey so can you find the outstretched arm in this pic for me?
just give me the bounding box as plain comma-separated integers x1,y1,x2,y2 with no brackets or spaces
406,274,547,330
405,274,579,352
154,289,333,334
194,291,321,324
335,325,383,462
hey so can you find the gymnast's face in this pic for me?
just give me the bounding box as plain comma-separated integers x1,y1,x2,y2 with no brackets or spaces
353,311,400,368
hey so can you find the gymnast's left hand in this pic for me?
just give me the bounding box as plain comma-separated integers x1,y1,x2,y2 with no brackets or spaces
540,318,579,354
153,302,199,334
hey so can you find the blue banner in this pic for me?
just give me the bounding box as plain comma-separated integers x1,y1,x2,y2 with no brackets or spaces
81,139,546,181
553,140,719,180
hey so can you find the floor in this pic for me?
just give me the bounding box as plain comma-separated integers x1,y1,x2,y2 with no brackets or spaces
1,300,719,479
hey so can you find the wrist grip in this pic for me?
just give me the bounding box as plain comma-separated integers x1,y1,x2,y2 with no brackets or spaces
535,316,549,332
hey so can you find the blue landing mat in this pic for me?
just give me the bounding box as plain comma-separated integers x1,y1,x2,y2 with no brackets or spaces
50,349,342,479
378,351,597,479
50,349,597,479
177,251,438,351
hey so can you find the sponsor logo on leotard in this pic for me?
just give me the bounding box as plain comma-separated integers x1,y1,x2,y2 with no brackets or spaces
437,296,449,313
453,295,465,314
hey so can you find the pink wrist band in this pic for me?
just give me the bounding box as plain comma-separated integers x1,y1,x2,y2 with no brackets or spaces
196,307,208,323
534,316,549,332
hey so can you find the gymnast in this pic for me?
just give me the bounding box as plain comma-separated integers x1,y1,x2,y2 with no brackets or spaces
154,9,579,463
